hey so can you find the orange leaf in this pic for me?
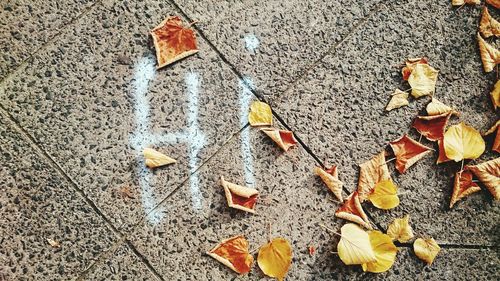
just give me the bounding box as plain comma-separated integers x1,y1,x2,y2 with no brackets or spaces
308,245,316,256
480,7,500,38
486,0,500,9
402,57,428,81
389,135,432,173
314,165,343,202
467,158,500,200
450,170,481,208
436,139,452,164
484,120,500,153
261,128,298,151
335,192,372,229
151,16,199,69
357,151,391,201
477,32,500,73
207,235,254,274
412,113,451,142
220,176,259,213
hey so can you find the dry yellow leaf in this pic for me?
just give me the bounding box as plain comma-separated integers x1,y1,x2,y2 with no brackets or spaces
477,33,500,73
413,238,441,265
386,89,409,111
484,120,500,153
143,148,176,168
480,7,500,38
426,98,459,116
467,158,500,200
249,101,273,126
368,179,400,210
408,63,439,98
257,238,292,281
357,151,391,201
443,123,485,162
387,215,414,243
451,0,480,5
491,80,500,110
337,223,376,265
314,165,343,202
361,231,398,273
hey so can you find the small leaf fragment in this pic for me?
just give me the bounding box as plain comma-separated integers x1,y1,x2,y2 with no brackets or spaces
451,0,480,5
480,7,500,38
368,179,400,210
467,158,500,200
357,151,391,201
389,135,433,173
412,112,451,142
450,170,481,208
413,238,440,265
249,101,273,126
207,235,254,274
386,89,409,111
314,165,343,202
143,148,176,168
426,98,459,116
337,224,377,265
150,16,199,69
220,176,259,213
47,238,61,248
361,231,398,273
258,238,293,281
408,63,439,98
336,192,372,229
261,128,298,151
387,215,414,243
402,57,428,81
443,123,485,162
484,120,500,153
491,80,500,110
477,32,500,73
308,245,315,256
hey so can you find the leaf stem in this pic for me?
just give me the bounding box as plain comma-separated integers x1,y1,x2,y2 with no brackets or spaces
319,224,342,237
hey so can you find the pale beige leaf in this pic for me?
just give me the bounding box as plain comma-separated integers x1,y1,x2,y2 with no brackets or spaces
491,80,500,110
477,33,500,73
480,7,500,38
408,64,439,98
143,148,176,168
452,0,480,5
386,89,409,111
467,158,500,200
220,176,259,213
314,165,343,202
426,98,459,116
413,238,440,265
386,215,414,243
337,224,376,265
356,151,391,201
47,238,61,248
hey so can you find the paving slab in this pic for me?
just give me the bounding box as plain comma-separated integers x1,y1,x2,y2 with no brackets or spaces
0,0,249,229
174,0,381,97
128,126,374,280
269,0,499,245
0,114,116,280
0,0,96,79
81,243,158,281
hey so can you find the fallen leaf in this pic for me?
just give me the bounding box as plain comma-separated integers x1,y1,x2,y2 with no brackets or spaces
249,101,273,126
308,245,315,256
486,0,500,9
480,7,500,38
314,165,343,202
151,16,199,69
389,135,432,173
337,223,377,265
484,120,500,153
357,151,391,201
386,89,409,111
491,80,500,110
443,123,485,162
413,238,440,265
467,158,500,200
436,139,452,164
368,179,400,210
47,238,61,248
402,57,428,81
119,185,135,199
408,63,439,98
477,32,500,73
143,147,176,168
261,128,298,151
258,238,292,281
387,215,414,243
335,192,372,229
220,176,259,213
426,98,459,116
451,0,480,5
449,170,481,208
361,231,398,273
207,235,254,274
412,112,451,142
